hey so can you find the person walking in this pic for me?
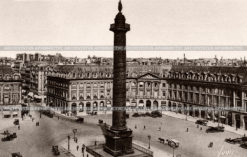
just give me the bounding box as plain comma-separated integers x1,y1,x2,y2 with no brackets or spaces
144,125,146,130
18,125,20,130
77,145,79,151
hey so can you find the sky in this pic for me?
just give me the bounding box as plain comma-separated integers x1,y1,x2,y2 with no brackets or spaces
0,0,247,59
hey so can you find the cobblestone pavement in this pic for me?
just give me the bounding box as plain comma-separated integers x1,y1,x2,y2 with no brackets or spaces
1,108,247,157
63,113,246,157
164,111,247,136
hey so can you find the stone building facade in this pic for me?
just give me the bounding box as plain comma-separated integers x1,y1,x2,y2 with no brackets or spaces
47,64,247,131
0,65,22,117
46,64,170,116
166,66,247,130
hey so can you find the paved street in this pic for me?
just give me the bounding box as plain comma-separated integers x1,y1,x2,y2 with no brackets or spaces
73,113,247,157
1,109,247,157
0,107,100,157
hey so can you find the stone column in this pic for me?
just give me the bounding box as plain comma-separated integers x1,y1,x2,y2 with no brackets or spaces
241,91,244,111
232,113,236,128
68,83,71,100
233,90,236,108
104,1,133,156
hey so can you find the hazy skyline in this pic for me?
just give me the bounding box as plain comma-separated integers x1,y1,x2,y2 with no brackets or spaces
0,0,247,59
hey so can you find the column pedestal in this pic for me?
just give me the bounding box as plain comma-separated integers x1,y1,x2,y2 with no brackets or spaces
104,128,134,156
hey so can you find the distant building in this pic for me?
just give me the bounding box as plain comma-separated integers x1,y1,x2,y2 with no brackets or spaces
0,65,22,118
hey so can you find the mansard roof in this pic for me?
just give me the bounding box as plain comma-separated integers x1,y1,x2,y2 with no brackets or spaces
171,66,247,75
0,65,21,81
0,65,14,75
169,65,247,83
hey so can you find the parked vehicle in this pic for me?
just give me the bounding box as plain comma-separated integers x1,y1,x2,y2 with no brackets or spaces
158,137,165,144
12,152,22,157
195,119,208,126
13,119,19,125
145,112,151,117
3,130,9,135
206,126,224,133
98,119,103,124
9,133,17,139
240,142,247,149
225,138,242,144
167,139,180,148
52,145,60,156
76,117,84,123
132,113,140,117
41,110,53,118
151,110,162,118
225,136,247,144
1,133,17,142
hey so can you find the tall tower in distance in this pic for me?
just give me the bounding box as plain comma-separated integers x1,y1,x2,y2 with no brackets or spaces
103,0,134,156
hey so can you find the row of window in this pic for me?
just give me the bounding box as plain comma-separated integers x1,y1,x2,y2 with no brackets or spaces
168,84,232,96
168,72,242,84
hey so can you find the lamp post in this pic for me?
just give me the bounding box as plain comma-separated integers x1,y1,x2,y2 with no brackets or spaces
73,129,77,140
185,107,188,121
68,135,70,152
147,135,151,149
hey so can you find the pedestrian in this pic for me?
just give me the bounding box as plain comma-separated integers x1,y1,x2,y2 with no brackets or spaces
197,124,199,128
135,124,137,129
75,137,78,143
208,142,213,148
82,144,85,153
186,128,189,132
77,145,79,151
144,125,146,130
200,127,202,131
18,125,20,130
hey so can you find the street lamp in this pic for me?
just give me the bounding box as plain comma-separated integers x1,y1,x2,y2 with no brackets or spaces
147,135,151,149
73,129,77,140
169,143,178,157
67,135,70,152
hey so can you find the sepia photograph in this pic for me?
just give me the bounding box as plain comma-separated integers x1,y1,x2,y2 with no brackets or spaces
0,0,247,157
